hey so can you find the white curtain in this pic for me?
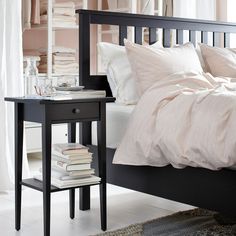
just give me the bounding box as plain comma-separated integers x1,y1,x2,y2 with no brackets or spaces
172,0,216,44
173,0,216,19
0,0,29,192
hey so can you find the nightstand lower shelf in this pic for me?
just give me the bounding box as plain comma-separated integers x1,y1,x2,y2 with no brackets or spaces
21,178,100,193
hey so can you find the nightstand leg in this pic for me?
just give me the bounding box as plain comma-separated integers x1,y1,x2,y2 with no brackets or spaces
79,122,91,211
68,123,76,219
69,189,75,219
79,187,90,210
99,183,107,231
15,103,24,231
42,121,52,236
97,102,107,231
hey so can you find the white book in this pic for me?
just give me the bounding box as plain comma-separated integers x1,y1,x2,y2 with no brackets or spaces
52,94,106,100
52,160,91,172
28,94,106,100
52,155,92,165
39,168,94,181
53,143,89,155
56,90,106,95
52,166,95,177
52,150,93,160
34,175,101,189
53,90,106,100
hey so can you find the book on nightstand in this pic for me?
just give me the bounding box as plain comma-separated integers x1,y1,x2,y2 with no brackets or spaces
52,160,91,172
34,174,101,188
52,149,93,160
34,142,99,189
54,90,106,99
53,143,89,155
52,154,92,165
39,167,95,181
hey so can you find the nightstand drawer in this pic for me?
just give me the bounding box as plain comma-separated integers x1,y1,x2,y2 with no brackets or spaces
48,102,99,121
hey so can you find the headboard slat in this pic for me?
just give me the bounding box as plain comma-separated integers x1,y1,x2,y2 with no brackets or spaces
189,30,196,46
213,32,220,46
119,25,128,46
176,29,184,44
224,33,230,47
149,27,157,44
135,27,142,44
201,31,208,44
163,29,171,47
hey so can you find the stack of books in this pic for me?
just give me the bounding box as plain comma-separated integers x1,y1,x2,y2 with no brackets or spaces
54,90,106,99
34,143,100,188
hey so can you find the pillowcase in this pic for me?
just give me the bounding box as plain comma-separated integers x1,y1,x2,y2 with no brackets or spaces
98,41,163,105
199,44,236,77
175,44,206,72
195,44,207,72
124,40,203,95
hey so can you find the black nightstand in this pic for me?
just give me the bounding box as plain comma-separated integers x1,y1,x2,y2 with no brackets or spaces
5,96,115,236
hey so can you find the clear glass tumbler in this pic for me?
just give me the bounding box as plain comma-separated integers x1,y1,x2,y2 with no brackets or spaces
35,77,53,96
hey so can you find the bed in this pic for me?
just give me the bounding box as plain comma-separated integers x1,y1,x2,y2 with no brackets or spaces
76,9,236,216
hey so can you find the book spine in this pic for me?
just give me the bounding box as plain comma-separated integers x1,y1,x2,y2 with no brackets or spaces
52,160,91,172
52,160,68,171
52,151,93,160
52,155,92,164
67,164,90,171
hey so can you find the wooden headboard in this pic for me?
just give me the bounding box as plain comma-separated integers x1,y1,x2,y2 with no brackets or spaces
76,9,236,96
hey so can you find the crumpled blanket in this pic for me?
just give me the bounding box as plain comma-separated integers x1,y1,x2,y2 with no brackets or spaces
113,72,236,170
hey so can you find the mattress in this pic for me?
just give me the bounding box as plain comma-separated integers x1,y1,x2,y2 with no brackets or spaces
92,103,135,149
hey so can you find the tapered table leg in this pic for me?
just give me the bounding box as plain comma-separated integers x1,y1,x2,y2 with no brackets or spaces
68,123,76,219
15,103,24,231
69,189,75,219
79,187,90,210
79,122,91,211
42,120,52,236
97,102,107,231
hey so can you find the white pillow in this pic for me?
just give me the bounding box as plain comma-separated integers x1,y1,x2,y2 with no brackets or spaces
199,43,236,77
124,40,203,95
98,41,163,105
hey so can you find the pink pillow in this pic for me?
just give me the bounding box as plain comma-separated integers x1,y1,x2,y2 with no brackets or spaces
199,43,236,77
125,40,203,95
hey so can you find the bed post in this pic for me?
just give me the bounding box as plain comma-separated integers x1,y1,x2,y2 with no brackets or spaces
78,10,91,211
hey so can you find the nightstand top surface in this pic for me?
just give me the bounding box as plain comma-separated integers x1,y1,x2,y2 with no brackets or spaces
5,96,115,104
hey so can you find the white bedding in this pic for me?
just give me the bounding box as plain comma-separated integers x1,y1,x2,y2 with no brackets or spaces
113,72,236,170
92,103,135,149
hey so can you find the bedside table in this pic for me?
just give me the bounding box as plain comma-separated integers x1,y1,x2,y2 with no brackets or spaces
5,96,115,236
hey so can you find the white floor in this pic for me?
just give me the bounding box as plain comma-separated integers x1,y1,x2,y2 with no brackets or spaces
0,157,194,236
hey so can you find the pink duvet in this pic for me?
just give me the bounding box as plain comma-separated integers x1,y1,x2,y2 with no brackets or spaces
113,72,236,170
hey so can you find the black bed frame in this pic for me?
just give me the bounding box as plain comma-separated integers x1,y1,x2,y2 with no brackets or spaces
76,9,236,216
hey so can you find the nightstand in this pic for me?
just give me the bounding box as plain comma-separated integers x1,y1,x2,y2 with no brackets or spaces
5,96,115,236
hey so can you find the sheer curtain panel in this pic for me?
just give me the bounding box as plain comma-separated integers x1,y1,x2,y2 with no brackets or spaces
0,0,29,192
173,0,216,19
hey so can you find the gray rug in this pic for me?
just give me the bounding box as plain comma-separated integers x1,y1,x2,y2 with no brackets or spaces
94,208,236,236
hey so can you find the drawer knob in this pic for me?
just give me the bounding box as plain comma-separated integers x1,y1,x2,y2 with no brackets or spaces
72,108,80,114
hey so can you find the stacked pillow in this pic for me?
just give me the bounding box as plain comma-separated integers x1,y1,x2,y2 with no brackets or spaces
99,39,236,104
98,41,163,105
199,44,236,78
124,40,203,95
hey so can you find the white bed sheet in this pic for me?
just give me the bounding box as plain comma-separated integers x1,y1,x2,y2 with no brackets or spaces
92,103,135,149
